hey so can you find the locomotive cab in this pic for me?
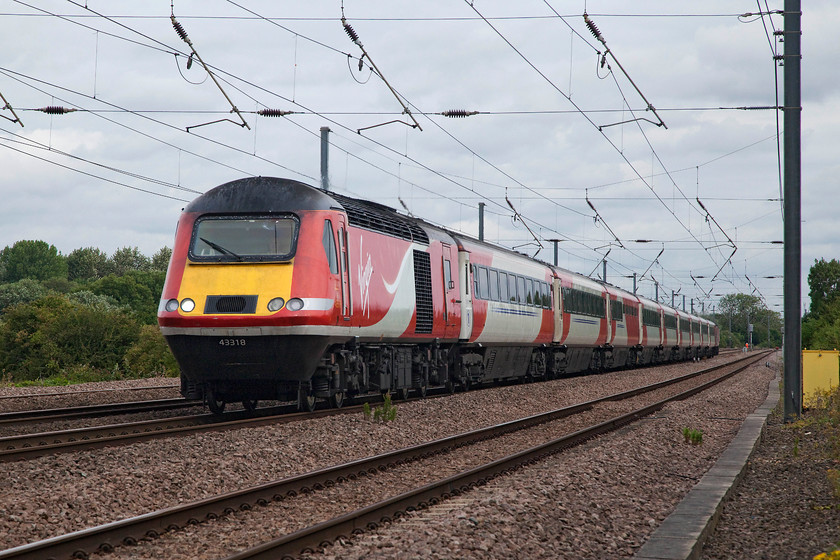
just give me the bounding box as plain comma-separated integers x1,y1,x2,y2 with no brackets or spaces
158,177,349,412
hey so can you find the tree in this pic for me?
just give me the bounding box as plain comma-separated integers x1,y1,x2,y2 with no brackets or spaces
88,270,165,324
67,247,109,281
808,258,840,320
802,258,840,349
0,240,67,282
151,247,172,272
713,293,781,348
109,247,151,276
0,278,49,314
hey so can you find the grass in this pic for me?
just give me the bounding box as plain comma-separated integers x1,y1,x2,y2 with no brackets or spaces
0,364,177,388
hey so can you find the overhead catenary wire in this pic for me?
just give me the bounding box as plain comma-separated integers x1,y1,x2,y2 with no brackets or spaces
0,4,778,308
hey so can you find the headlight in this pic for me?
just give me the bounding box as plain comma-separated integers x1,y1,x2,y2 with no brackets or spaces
165,299,179,312
180,298,196,312
286,298,304,311
267,297,285,312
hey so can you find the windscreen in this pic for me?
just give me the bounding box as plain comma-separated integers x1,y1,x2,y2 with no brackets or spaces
190,215,298,262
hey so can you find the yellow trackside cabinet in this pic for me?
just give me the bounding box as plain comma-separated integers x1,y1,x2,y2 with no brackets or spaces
802,349,840,407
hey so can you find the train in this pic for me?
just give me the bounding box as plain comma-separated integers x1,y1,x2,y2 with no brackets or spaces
157,176,719,413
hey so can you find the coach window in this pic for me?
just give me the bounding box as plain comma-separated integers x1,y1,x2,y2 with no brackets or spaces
322,220,339,274
541,282,550,308
508,274,518,303
525,278,534,306
499,271,509,302
516,276,525,305
443,259,452,289
478,266,490,300
489,269,500,301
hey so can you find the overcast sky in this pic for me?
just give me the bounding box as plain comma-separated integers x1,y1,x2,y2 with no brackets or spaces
0,1,836,315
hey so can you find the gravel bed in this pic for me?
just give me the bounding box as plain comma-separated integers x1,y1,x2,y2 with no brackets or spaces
0,353,760,557
308,355,778,560
701,400,840,559
90,365,749,559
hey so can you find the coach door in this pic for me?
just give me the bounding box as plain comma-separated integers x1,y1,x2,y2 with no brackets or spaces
441,243,459,338
552,278,563,343
336,218,352,321
457,250,473,341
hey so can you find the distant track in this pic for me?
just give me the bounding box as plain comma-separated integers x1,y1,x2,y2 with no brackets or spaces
0,383,179,400
0,398,200,425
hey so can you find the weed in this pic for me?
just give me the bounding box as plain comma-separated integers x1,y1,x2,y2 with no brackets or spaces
367,392,398,423
681,427,703,445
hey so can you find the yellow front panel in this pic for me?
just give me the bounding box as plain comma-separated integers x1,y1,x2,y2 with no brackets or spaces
178,261,293,316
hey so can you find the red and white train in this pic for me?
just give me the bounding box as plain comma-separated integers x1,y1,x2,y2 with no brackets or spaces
158,177,719,412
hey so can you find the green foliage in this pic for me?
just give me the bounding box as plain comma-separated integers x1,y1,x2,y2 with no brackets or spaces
681,427,703,445
88,270,165,325
123,324,179,377
0,295,139,381
711,293,781,348
0,240,67,283
809,259,840,321
802,259,840,350
151,247,172,272
370,392,398,422
109,246,151,276
67,290,123,312
67,246,110,281
0,278,49,314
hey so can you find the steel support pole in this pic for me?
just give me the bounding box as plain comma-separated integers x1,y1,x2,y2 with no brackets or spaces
478,202,485,242
320,127,331,191
783,0,802,421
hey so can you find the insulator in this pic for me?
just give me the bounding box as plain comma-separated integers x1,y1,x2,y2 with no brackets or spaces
441,110,478,118
257,109,294,117
38,106,76,115
186,53,194,70
583,13,604,43
171,16,191,45
342,20,361,44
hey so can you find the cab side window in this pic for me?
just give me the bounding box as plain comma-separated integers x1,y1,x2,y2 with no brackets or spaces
322,220,339,274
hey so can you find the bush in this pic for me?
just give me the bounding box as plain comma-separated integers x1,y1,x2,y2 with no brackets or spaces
124,325,179,377
88,270,165,325
0,295,139,381
0,278,49,314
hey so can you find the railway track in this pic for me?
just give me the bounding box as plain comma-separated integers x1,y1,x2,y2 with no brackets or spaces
0,398,201,426
0,383,179,402
0,400,355,462
0,351,769,560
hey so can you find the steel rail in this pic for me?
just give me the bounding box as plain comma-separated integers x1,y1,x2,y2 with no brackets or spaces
0,352,768,560
0,398,201,425
0,402,363,462
0,383,180,401
224,352,770,560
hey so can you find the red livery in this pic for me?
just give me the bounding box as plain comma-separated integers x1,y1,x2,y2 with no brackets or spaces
158,177,719,412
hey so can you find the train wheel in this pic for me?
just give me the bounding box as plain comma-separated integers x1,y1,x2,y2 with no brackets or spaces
298,392,317,413
445,381,455,394
329,391,345,409
397,387,410,401
207,390,226,415
242,399,258,412
416,385,427,398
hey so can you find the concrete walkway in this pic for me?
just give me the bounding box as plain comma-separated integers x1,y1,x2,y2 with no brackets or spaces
633,372,781,560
